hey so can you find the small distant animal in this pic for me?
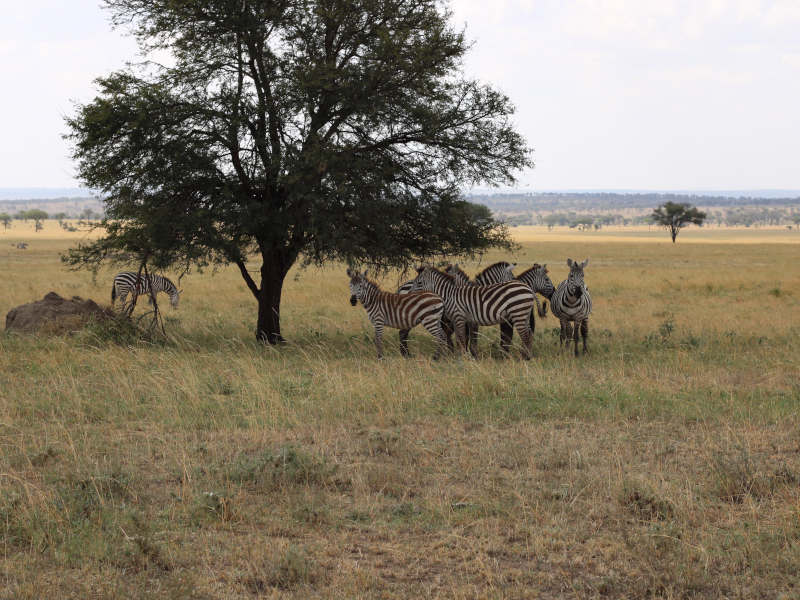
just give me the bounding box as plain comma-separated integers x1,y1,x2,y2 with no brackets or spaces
348,268,448,359
551,258,593,356
14,242,28,249
111,271,181,310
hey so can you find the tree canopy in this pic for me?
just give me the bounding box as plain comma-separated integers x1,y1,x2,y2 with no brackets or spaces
64,0,531,343
651,202,706,243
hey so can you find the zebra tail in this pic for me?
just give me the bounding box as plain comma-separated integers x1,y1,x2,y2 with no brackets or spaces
111,283,116,304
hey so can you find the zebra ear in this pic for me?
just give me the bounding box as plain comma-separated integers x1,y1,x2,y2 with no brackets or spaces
581,258,589,268
506,263,515,272
543,264,548,272
346,268,353,277
416,266,424,273
566,258,573,267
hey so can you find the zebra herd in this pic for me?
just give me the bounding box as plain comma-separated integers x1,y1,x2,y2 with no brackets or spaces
348,259,592,359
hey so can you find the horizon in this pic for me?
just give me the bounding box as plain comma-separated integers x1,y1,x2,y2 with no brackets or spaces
2,186,799,203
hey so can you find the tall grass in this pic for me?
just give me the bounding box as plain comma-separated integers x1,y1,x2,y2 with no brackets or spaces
1,228,799,598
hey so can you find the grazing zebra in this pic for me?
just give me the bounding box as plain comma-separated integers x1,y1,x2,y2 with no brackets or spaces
410,266,535,359
499,263,556,346
348,268,448,359
111,271,181,310
551,258,593,356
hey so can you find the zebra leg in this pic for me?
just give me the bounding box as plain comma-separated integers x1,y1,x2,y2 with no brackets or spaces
500,320,513,355
374,323,384,359
441,316,455,351
559,319,566,346
453,315,469,355
512,316,533,360
399,329,411,357
581,319,589,354
421,319,448,360
468,323,478,358
573,320,580,357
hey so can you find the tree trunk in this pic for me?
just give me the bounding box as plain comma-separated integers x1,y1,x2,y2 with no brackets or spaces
256,253,291,344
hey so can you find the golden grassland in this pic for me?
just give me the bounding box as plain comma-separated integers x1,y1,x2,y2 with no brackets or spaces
1,221,799,598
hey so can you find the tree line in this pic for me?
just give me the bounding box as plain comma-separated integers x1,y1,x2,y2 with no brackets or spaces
0,208,102,231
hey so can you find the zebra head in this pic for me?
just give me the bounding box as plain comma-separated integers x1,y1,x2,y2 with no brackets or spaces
347,268,368,306
169,289,181,309
531,264,555,299
444,264,470,286
410,266,437,292
566,258,589,297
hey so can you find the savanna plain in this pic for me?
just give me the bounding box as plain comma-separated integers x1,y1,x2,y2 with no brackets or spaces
1,223,799,599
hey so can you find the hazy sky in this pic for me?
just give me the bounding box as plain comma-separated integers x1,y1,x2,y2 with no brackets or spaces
1,0,799,190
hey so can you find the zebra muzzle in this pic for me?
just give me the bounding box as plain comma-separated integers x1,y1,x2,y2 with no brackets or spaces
349,295,358,306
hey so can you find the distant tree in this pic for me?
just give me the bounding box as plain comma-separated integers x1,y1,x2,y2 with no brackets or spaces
52,212,68,225
80,208,99,222
25,209,49,231
0,213,11,230
543,214,560,231
65,0,530,344
651,202,706,243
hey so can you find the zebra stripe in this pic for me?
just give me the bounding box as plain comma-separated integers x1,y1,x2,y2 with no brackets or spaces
111,271,180,309
348,269,447,359
498,263,556,346
410,266,535,359
551,258,592,356
515,263,555,318
444,262,515,355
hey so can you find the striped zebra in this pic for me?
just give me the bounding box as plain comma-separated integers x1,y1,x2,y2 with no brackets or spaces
111,271,181,310
410,266,535,359
396,276,456,354
444,262,516,355
348,268,448,359
551,258,593,356
499,263,555,347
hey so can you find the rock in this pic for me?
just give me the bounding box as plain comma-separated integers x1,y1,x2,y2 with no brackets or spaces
5,292,115,334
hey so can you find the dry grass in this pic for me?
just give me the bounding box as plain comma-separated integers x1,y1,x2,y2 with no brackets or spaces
1,224,799,598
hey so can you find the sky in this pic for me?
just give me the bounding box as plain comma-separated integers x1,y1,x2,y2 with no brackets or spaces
1,0,799,191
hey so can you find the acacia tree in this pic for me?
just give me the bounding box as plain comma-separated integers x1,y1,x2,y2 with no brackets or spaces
25,209,49,232
652,202,706,243
65,0,531,343
0,213,10,230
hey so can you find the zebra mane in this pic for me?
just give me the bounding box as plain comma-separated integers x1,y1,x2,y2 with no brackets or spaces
423,266,458,284
476,261,512,277
515,264,544,279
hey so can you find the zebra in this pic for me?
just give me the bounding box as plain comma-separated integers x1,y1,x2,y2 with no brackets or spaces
499,263,555,347
111,271,181,311
348,268,448,359
410,266,535,359
396,276,456,355
551,258,593,356
444,262,516,354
